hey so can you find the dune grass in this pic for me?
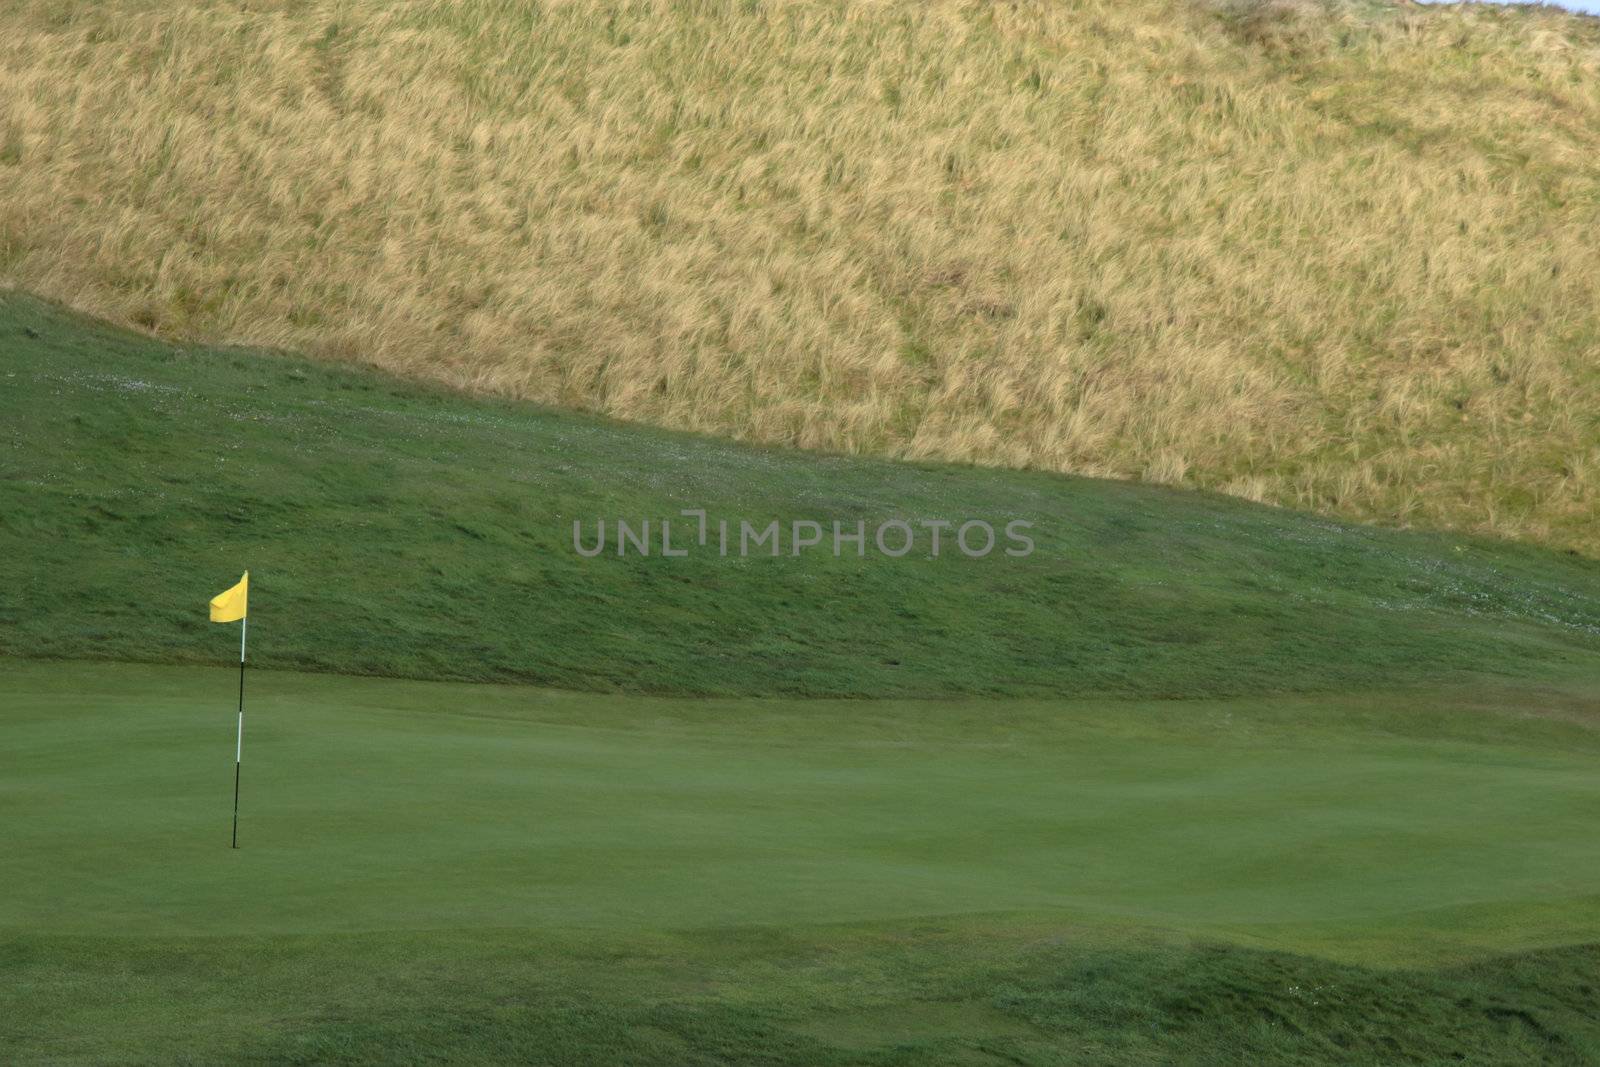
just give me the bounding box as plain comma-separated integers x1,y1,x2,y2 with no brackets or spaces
4,657,1600,1064
4,292,1600,697
2,0,1599,551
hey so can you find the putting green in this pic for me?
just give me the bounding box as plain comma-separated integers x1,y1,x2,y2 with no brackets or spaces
6,658,1597,960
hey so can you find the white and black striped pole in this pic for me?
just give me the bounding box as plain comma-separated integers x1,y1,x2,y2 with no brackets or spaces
208,571,250,848
232,614,246,849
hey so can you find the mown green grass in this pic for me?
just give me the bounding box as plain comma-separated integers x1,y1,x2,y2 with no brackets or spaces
5,296,1600,1063
3,291,1599,699
4,658,1599,1065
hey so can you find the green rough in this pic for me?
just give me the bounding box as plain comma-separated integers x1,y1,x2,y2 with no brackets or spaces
2,292,1599,699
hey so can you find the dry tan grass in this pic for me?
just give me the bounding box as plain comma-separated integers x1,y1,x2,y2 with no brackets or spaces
2,0,1598,551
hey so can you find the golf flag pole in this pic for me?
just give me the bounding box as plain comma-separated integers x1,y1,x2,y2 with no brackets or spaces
210,572,249,849
234,613,246,849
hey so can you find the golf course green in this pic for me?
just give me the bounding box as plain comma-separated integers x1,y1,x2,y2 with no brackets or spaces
4,294,1600,1062
5,659,1600,1063
12,659,1599,945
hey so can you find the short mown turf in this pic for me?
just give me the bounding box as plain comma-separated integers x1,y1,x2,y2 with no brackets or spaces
4,659,1599,1064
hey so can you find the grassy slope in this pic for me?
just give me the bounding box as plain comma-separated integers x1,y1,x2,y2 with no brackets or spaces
3,292,1600,699
3,0,1600,550
4,659,1600,1065
5,298,1600,1063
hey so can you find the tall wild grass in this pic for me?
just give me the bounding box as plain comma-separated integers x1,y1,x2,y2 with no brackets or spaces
2,0,1597,549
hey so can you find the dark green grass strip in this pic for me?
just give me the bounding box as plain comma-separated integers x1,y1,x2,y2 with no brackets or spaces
6,926,1600,1066
3,292,1599,698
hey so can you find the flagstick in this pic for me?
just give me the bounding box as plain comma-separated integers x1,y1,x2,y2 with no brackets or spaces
232,615,246,849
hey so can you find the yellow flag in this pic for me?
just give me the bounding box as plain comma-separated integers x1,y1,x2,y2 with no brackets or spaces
210,572,249,623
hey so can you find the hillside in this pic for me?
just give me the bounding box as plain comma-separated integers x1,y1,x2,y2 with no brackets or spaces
3,0,1599,552
4,292,1599,696
6,299,1600,1063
